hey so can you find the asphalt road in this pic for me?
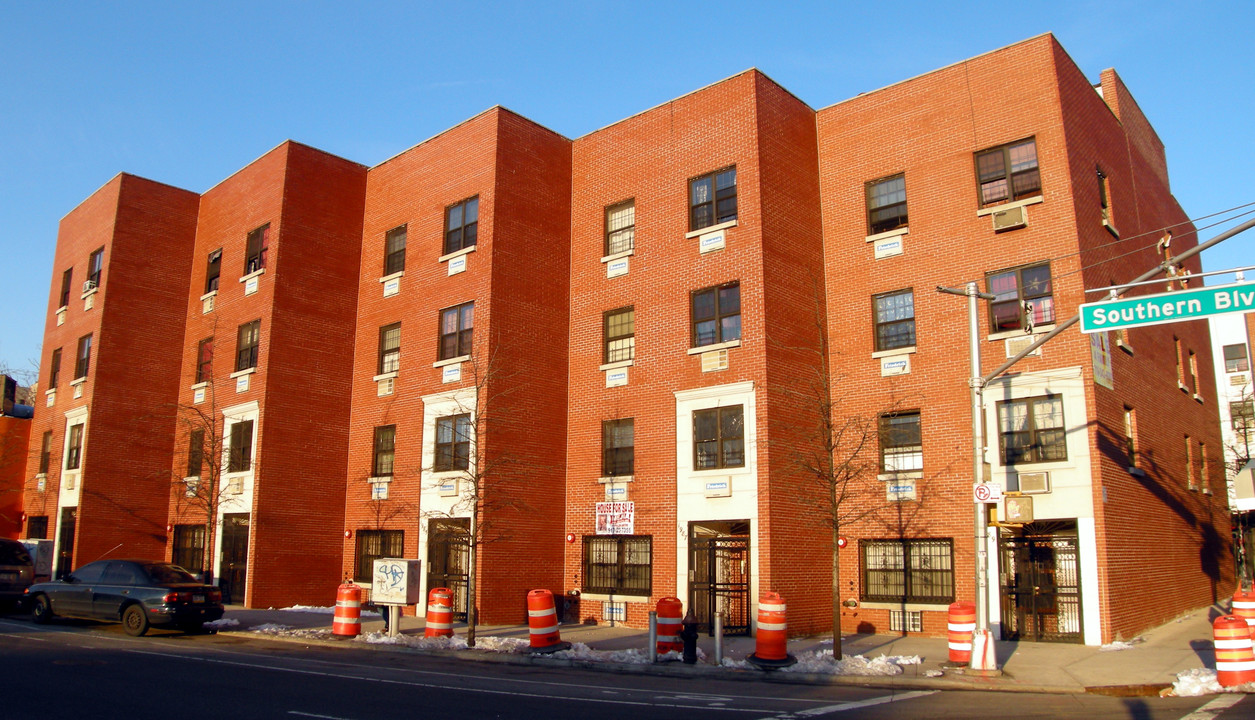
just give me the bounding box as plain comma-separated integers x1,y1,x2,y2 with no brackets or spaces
0,615,1251,720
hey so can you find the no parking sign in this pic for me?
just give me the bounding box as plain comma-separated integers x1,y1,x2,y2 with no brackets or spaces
972,482,1003,504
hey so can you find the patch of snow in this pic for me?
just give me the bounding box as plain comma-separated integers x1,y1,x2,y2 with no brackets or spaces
204,618,239,629
923,669,944,678
278,604,379,617
781,650,921,676
251,623,294,632
1170,668,1255,696
1099,638,1142,652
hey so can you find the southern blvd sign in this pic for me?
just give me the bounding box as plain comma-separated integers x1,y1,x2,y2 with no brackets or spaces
1079,281,1255,334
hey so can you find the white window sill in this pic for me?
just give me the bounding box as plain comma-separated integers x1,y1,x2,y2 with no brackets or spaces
684,218,738,239
200,290,218,302
872,346,916,359
428,469,465,481
45,387,57,396
69,377,86,387
190,381,208,390
1116,338,1134,355
976,195,1044,217
379,270,405,284
373,371,399,382
987,325,1055,342
577,593,650,604
56,306,67,315
688,466,749,478
865,227,909,243
80,288,99,300
239,268,266,283
687,339,742,356
1178,382,1189,392
433,355,469,368
439,246,476,263
223,470,251,480
1194,393,1204,404
877,471,923,481
599,359,634,371
368,476,393,484
599,475,633,484
601,249,635,264
230,367,256,379
1103,219,1120,238
35,473,47,480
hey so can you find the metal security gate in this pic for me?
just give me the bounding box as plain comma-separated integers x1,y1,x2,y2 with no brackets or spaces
219,513,250,605
427,519,470,621
998,521,1082,643
689,521,750,636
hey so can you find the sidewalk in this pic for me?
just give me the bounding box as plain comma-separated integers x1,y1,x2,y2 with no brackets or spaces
214,602,1241,696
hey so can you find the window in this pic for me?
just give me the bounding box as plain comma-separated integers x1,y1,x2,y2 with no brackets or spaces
48,348,61,389
187,429,204,477
373,425,396,477
1224,344,1250,373
228,420,254,473
1097,167,1114,229
378,323,400,375
879,412,922,473
1175,336,1184,386
354,529,403,582
975,138,1040,208
693,405,744,470
172,525,205,573
74,334,92,379
384,225,407,276
1185,435,1195,489
860,538,954,604
582,535,651,596
235,320,260,371
444,197,479,255
605,201,635,255
998,395,1066,464
1231,400,1254,431
244,225,269,274
86,247,104,289
39,431,52,474
66,423,84,470
435,414,471,472
196,338,213,383
1201,442,1210,493
690,282,740,347
205,249,222,293
26,515,48,539
1123,406,1139,468
602,419,634,477
866,174,907,234
439,302,473,360
689,167,737,231
987,263,1053,333
604,307,635,363
1188,350,1198,393
58,268,72,308
873,289,915,351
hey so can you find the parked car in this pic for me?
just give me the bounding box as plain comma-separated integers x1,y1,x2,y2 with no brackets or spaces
25,559,224,636
0,538,35,612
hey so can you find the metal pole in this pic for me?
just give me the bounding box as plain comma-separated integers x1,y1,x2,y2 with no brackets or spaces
714,611,724,665
966,282,990,633
648,610,657,663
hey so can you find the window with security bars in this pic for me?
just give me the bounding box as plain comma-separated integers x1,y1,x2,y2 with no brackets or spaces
604,307,635,363
879,412,922,473
355,529,403,582
444,197,479,255
172,525,205,574
196,337,213,383
986,263,1053,333
228,420,254,473
691,282,740,348
689,167,737,231
866,174,907,234
1231,400,1254,433
605,201,635,255
373,425,396,477
693,405,744,470
384,225,407,276
873,289,915,351
26,515,49,540
235,320,260,371
244,224,269,274
998,395,1066,464
975,138,1040,208
582,535,651,595
602,419,634,477
439,302,473,360
435,414,471,472
860,538,954,604
1224,344,1249,373
378,323,401,374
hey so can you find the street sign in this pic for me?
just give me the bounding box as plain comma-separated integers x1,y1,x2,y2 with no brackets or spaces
1079,281,1255,334
973,482,1003,504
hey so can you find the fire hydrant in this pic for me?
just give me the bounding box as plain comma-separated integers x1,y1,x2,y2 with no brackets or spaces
680,610,699,664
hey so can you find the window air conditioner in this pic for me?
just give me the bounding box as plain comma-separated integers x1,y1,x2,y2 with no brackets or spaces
1005,335,1043,358
991,205,1027,232
1018,471,1050,494
701,349,729,373
82,280,97,293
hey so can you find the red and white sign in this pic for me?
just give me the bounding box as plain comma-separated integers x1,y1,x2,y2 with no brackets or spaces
595,501,635,535
973,482,1003,504
837,536,848,549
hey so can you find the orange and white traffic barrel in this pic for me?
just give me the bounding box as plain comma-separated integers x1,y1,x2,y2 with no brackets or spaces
1232,588,1255,638
1214,614,1255,687
656,597,683,655
747,591,796,669
332,583,362,637
947,601,976,664
425,587,454,638
526,589,571,653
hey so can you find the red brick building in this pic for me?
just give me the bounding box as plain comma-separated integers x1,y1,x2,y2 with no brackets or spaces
19,33,1229,644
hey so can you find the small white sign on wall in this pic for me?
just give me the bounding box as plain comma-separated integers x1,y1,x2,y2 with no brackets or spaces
880,355,910,376
606,368,628,387
244,276,259,296
699,230,726,254
704,479,731,498
193,387,206,404
607,257,629,278
442,363,461,384
236,375,250,393
874,236,904,259
448,255,467,276
605,484,629,501
383,278,400,297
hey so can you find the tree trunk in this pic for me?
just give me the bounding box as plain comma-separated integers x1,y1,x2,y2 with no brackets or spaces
466,506,479,648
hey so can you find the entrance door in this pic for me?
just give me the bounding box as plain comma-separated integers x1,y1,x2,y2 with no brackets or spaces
56,507,77,579
427,518,470,621
998,520,1082,642
688,520,750,636
219,513,250,605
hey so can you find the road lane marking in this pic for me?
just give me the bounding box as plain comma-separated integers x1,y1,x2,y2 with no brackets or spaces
1177,694,1245,720
289,712,356,720
756,690,936,719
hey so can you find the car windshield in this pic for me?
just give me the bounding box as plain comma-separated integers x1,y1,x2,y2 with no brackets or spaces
142,564,198,584
0,543,32,565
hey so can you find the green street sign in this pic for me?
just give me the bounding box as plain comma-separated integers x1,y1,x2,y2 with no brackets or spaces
1079,281,1255,333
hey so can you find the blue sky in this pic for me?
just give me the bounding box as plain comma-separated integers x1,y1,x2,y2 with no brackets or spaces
2,1,1252,375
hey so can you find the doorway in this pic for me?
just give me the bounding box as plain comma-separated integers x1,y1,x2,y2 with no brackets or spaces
55,507,77,579
998,520,1082,642
427,518,470,621
219,513,250,605
688,520,750,635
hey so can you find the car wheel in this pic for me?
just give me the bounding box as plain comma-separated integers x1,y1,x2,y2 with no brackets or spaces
31,595,54,624
122,604,149,637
